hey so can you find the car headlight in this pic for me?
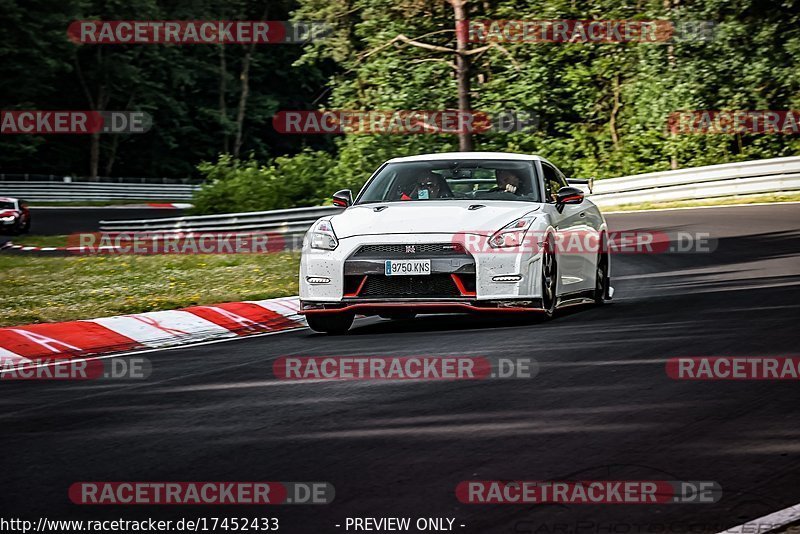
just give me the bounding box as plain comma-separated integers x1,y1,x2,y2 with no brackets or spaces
309,219,338,250
488,215,536,248
0,216,16,223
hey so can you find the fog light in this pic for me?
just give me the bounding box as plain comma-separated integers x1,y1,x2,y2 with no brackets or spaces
307,277,331,284
492,275,522,282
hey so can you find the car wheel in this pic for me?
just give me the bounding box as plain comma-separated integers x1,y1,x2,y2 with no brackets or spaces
306,312,355,335
541,235,557,319
11,220,24,236
21,218,30,234
379,312,417,321
594,234,609,305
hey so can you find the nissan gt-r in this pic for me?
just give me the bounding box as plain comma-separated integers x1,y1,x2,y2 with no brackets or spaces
299,152,613,334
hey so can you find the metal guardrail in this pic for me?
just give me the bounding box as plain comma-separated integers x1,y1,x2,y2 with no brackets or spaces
98,156,800,248
0,181,200,202
0,174,199,184
589,156,800,206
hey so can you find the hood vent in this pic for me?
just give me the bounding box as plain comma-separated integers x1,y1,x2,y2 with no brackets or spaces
468,204,485,210
373,205,388,212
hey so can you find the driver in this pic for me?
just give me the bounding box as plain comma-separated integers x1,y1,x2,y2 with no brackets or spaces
400,171,451,200
491,169,521,194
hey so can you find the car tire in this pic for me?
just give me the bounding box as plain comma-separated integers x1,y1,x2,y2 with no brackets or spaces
593,234,609,305
379,312,417,321
306,312,355,335
11,220,24,236
21,218,30,234
541,234,558,319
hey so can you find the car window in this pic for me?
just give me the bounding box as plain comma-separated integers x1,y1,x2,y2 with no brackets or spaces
357,160,541,203
0,200,15,209
541,162,567,203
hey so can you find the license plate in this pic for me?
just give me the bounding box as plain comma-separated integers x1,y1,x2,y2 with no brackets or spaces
385,259,431,276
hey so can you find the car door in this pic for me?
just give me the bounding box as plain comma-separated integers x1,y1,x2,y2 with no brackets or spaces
539,160,595,294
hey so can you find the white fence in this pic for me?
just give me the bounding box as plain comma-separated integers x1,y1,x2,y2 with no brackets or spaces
97,156,800,248
0,181,200,202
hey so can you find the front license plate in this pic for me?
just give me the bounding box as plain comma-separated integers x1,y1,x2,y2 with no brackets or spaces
385,259,431,276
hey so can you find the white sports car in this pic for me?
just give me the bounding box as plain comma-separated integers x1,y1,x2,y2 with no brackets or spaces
300,152,612,334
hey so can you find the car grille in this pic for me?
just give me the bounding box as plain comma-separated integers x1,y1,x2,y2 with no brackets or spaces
352,243,467,258
359,274,461,298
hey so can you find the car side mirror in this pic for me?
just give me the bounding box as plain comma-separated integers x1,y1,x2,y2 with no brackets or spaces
556,186,584,206
332,189,353,208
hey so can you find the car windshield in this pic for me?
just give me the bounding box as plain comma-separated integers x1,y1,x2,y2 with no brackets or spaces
0,201,16,209
356,160,541,204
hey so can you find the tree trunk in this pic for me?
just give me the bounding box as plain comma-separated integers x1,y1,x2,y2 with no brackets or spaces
89,84,107,180
233,43,254,159
219,44,229,154
89,132,100,179
610,74,622,150
665,0,679,169
451,0,474,152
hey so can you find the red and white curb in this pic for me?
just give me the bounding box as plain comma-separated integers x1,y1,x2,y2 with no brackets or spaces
1,241,63,252
146,202,193,209
0,296,305,366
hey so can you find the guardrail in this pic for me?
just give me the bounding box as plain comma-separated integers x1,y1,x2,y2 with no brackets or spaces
98,156,800,248
0,174,199,184
100,206,342,249
588,156,800,206
0,181,200,202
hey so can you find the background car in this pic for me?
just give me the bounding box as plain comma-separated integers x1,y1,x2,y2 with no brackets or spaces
0,197,31,235
299,152,612,334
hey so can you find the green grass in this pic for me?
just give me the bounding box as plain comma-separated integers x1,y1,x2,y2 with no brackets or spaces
0,252,300,327
604,191,800,211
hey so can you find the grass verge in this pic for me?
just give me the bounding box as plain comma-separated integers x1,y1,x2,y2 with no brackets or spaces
0,252,300,327
604,191,800,211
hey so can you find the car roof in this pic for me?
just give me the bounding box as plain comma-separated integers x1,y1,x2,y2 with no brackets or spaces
387,152,544,163
0,197,18,202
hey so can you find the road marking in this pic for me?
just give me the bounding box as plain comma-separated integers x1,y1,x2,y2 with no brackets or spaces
717,502,800,533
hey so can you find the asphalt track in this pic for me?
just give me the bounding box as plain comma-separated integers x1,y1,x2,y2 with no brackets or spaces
0,207,183,245
1,203,799,533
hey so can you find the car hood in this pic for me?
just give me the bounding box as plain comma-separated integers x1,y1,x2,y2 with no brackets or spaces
330,201,541,239
0,210,19,218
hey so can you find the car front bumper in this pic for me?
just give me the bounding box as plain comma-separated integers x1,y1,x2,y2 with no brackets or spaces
300,233,544,311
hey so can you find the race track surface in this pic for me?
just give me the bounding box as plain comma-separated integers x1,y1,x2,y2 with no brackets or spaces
0,207,184,248
1,203,798,533
28,207,184,235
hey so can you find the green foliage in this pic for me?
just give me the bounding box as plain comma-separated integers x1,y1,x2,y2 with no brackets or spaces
2,0,799,210
191,150,335,214
293,0,800,186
